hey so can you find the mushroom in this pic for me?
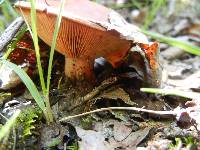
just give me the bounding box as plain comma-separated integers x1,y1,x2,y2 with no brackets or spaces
15,0,148,83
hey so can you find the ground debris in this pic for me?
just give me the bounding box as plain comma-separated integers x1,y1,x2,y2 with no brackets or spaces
76,119,151,150
98,87,134,106
76,127,113,150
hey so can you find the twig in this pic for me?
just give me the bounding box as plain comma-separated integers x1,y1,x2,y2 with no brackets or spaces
0,113,8,121
0,17,25,52
60,106,176,121
68,77,118,111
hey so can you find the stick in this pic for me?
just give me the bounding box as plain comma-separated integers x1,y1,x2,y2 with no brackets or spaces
60,106,177,121
68,77,118,111
0,17,25,51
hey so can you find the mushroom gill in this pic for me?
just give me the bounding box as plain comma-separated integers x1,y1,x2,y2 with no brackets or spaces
15,0,132,82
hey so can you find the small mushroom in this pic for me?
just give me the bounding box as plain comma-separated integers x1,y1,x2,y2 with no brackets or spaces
15,0,134,83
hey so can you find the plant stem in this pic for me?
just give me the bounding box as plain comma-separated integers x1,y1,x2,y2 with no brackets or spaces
46,0,66,95
28,0,54,123
44,95,54,123
45,0,66,123
29,0,46,95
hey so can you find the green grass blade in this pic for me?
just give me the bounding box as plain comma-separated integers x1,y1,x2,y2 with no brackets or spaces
141,88,200,100
0,110,20,141
143,0,166,29
3,0,18,19
44,0,66,123
140,30,200,56
1,60,46,111
1,1,13,22
2,26,27,60
29,0,46,94
46,0,66,94
0,20,5,33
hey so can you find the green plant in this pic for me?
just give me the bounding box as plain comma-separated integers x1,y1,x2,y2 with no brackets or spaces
140,88,200,100
16,107,42,138
0,110,21,141
140,41,200,102
0,92,11,102
2,59,49,119
169,138,182,149
140,29,200,56
29,0,46,95
1,0,66,124
140,11,200,102
46,0,66,100
0,0,18,33
66,144,79,150
143,0,166,29
2,26,27,60
28,0,67,123
183,136,197,146
169,137,197,149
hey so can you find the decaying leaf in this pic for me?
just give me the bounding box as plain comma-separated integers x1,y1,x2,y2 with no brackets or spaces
99,87,135,106
76,127,113,150
108,127,151,149
113,121,132,142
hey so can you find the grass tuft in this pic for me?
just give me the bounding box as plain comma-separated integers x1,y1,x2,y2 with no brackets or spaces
1,60,48,117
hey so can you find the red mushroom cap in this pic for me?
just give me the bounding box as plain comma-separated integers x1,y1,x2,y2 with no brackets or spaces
14,0,138,81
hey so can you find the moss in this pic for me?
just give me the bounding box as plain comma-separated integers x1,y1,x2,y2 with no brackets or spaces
16,106,42,138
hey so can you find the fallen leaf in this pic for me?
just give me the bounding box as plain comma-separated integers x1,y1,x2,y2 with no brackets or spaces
76,127,113,150
99,87,135,106
113,121,132,142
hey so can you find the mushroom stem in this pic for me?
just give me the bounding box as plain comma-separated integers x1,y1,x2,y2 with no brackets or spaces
65,57,95,82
